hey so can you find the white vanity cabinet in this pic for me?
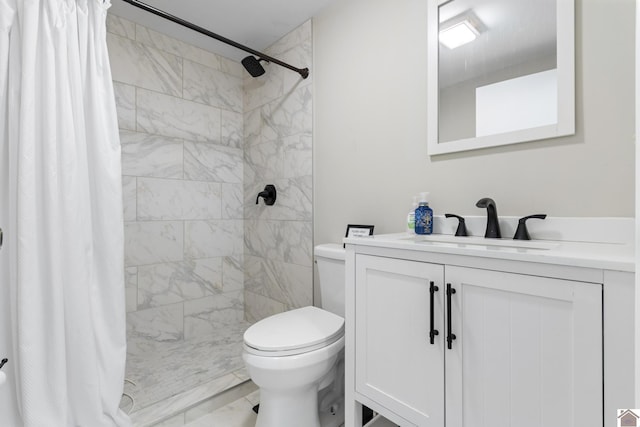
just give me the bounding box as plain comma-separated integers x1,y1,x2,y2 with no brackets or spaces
353,254,602,426
344,228,634,427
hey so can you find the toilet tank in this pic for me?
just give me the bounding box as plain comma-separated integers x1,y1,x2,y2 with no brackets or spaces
314,244,345,317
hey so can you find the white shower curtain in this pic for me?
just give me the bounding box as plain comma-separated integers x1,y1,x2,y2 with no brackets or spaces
0,0,130,425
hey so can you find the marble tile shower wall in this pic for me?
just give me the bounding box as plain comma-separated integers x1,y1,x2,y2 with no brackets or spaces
242,22,314,322
106,14,246,352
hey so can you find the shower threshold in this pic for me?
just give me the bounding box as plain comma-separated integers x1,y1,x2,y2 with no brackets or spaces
121,321,254,427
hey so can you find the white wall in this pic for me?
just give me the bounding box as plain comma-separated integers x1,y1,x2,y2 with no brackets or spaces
635,0,640,408
313,0,636,245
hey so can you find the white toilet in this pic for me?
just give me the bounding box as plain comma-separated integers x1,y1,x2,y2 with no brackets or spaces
242,244,346,427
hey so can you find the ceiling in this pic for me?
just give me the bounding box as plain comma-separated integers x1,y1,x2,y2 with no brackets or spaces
108,0,339,62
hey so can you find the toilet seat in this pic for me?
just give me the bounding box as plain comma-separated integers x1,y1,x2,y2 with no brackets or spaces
243,306,345,357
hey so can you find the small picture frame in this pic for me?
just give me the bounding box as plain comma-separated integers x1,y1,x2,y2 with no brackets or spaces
344,224,375,248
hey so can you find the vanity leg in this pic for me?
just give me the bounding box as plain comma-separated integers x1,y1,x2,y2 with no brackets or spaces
345,247,362,426
344,398,363,427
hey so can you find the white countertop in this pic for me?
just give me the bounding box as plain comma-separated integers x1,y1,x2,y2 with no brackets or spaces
344,232,635,273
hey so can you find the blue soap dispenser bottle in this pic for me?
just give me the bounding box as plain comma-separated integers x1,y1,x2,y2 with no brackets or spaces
415,192,433,235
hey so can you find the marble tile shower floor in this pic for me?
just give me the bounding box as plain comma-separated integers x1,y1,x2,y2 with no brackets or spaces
121,321,251,426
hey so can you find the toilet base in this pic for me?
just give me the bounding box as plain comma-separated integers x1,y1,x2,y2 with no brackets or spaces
253,386,345,427
254,356,345,427
255,385,321,427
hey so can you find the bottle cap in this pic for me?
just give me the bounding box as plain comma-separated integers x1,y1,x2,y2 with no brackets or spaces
419,192,430,202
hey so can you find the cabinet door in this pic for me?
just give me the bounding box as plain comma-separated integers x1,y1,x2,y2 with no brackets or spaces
445,266,602,427
355,254,444,426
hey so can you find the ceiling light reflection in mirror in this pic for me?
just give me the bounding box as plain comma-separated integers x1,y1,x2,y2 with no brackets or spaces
439,11,483,50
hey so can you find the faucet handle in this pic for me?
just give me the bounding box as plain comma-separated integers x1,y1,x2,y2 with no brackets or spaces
513,214,547,240
445,214,468,237
255,184,277,206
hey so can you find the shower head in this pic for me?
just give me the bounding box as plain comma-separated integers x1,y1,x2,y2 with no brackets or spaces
242,56,267,78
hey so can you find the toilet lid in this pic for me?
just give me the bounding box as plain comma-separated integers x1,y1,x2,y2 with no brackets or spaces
244,306,344,353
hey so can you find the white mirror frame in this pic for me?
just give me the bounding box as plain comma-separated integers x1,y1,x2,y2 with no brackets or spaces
427,0,575,156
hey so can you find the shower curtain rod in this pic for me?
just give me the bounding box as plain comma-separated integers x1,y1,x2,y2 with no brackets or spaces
121,0,310,79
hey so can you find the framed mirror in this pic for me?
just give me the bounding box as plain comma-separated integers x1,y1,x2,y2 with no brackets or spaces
427,0,574,155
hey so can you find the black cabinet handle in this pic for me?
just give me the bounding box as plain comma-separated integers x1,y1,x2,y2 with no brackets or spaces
446,283,457,350
429,281,439,344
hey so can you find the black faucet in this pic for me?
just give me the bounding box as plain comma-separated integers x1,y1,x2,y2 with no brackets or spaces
476,197,501,238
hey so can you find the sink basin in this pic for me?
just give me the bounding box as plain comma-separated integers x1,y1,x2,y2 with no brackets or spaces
400,234,558,251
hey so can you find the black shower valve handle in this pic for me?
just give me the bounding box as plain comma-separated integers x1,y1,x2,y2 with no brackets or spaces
513,214,547,240
444,213,468,237
0,358,7,370
255,184,277,206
